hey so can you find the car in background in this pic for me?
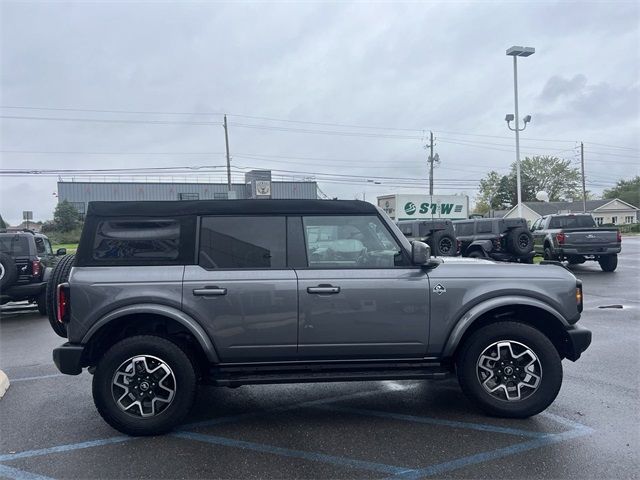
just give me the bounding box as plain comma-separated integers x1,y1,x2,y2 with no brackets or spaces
0,230,66,313
396,219,458,256
453,217,535,263
531,214,621,272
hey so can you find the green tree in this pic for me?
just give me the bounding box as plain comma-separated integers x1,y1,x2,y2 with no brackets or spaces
53,200,80,232
0,214,6,229
603,176,640,207
476,156,582,209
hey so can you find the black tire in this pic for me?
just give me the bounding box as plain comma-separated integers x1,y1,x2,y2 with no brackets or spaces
0,252,17,289
46,254,75,338
431,231,457,256
598,254,618,272
508,227,534,256
543,246,556,261
37,291,47,316
456,322,562,418
92,335,196,436
468,250,485,259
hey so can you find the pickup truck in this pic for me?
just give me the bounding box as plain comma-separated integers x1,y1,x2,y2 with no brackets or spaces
530,214,621,271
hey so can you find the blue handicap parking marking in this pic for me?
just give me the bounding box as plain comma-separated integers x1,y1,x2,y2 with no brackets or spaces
0,383,593,480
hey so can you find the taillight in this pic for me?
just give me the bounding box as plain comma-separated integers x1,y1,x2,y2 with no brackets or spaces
556,232,566,245
31,260,42,279
57,283,70,324
576,280,583,313
616,231,622,243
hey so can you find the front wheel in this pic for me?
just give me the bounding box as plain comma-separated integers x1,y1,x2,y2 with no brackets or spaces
92,335,196,436
456,322,562,418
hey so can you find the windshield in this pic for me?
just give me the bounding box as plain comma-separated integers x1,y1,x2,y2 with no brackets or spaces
0,235,30,256
548,216,597,229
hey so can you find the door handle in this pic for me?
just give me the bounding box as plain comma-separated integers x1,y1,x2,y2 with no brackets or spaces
307,285,340,295
193,287,227,296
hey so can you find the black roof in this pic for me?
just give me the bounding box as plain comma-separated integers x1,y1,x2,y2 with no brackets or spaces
86,199,378,217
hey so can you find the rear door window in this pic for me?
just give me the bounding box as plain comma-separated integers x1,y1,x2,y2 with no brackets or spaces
92,219,181,261
454,222,473,236
199,216,286,269
0,235,30,256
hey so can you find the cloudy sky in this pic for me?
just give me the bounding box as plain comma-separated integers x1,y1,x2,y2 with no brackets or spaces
1,0,638,224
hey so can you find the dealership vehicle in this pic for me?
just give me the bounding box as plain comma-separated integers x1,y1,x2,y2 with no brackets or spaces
453,217,535,263
0,230,66,313
50,200,591,436
531,214,621,272
397,219,458,256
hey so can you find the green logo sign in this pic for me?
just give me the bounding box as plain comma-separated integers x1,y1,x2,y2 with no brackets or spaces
404,202,417,215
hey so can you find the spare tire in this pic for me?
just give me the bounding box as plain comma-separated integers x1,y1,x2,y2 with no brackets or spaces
46,254,75,338
0,253,18,289
431,230,457,256
508,227,534,256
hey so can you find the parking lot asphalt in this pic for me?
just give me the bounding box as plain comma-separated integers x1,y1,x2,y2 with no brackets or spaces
1,237,638,479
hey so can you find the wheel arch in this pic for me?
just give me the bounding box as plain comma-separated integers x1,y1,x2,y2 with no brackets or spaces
443,296,571,361
81,304,219,366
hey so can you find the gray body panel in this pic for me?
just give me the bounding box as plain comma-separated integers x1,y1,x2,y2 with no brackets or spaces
532,215,620,257
296,268,430,358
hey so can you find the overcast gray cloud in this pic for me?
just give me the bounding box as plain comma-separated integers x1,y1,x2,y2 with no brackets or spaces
1,0,638,224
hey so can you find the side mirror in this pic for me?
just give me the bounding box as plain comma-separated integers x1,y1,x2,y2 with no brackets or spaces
56,248,67,256
411,241,430,265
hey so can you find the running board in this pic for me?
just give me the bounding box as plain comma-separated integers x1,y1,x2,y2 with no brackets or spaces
208,361,451,387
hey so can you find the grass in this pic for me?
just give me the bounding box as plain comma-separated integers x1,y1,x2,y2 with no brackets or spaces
52,243,78,254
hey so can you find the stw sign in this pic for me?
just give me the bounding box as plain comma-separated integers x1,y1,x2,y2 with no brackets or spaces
377,194,469,221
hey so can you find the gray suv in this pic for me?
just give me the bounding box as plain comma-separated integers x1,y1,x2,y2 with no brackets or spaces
51,200,591,436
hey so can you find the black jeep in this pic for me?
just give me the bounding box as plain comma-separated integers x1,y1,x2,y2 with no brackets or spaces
396,219,458,256
0,230,66,314
453,218,535,263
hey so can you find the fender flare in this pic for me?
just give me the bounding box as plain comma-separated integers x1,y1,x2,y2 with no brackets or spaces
441,295,569,358
469,240,492,253
81,303,220,363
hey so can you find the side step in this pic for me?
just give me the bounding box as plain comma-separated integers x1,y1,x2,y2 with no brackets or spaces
208,360,452,387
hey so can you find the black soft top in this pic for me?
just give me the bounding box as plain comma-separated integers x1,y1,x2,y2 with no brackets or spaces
86,199,378,217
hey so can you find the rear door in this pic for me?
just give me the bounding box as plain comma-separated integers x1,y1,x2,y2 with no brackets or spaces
293,214,430,359
182,215,298,362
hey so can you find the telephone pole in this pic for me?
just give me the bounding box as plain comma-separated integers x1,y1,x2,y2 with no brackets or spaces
223,115,232,192
428,131,434,195
580,142,586,213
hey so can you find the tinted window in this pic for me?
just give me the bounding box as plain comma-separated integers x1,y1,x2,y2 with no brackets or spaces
199,216,286,269
0,235,29,256
92,219,180,261
35,237,46,255
476,222,493,233
303,215,405,268
454,222,473,236
548,215,596,229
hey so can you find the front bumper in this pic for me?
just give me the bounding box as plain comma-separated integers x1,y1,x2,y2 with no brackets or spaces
564,325,592,361
53,343,85,375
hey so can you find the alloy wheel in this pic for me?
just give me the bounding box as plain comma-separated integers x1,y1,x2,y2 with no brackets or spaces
476,340,542,401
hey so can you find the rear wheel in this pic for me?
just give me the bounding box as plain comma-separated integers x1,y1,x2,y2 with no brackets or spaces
431,230,457,256
456,322,562,418
468,250,485,259
598,254,618,272
508,227,533,256
92,335,196,436
36,291,47,316
543,246,556,261
46,254,75,338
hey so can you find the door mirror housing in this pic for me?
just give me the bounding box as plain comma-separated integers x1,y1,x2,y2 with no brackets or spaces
56,248,67,256
411,241,431,265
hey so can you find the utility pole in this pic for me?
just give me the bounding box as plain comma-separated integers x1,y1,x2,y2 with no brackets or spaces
428,131,434,195
223,115,232,192
580,142,586,213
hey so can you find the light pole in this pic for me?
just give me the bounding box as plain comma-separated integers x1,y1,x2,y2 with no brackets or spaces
505,45,535,218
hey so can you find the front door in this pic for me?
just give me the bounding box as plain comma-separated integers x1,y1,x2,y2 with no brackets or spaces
296,214,430,359
182,215,298,362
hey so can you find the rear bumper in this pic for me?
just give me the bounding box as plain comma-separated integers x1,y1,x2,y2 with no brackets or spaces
0,282,46,302
564,325,592,361
53,343,85,375
558,246,621,256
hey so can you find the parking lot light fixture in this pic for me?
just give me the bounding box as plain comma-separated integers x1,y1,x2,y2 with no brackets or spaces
506,45,535,218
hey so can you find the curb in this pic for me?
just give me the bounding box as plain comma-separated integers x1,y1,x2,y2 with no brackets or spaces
0,370,9,399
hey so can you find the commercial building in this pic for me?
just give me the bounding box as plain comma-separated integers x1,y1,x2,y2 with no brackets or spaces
500,199,639,225
378,194,470,221
57,170,318,219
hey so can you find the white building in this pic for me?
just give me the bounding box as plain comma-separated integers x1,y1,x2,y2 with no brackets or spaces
501,199,639,225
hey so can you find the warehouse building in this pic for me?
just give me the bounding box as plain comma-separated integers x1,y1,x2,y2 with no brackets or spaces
58,170,318,219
